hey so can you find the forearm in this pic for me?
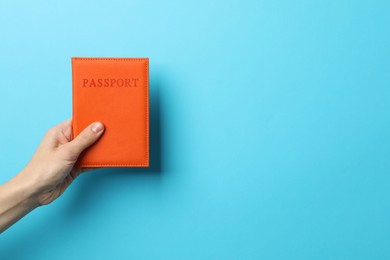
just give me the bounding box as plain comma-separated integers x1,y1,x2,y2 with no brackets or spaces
0,171,39,233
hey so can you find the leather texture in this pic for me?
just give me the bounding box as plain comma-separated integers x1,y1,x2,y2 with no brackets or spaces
71,57,149,167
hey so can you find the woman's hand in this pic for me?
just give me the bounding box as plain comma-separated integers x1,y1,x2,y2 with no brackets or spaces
0,118,104,233
21,118,104,205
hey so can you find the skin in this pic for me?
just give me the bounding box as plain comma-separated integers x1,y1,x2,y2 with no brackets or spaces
0,118,105,233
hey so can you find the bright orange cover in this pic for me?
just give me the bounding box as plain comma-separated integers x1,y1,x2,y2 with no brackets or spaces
71,57,149,167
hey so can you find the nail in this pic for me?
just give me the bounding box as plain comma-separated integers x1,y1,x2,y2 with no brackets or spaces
91,122,104,133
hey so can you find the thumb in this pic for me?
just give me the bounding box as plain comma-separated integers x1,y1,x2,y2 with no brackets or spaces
68,121,105,156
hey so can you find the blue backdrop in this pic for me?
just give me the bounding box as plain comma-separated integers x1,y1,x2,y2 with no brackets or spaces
1,0,390,259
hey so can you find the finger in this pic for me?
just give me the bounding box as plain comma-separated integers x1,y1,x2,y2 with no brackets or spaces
59,118,73,141
42,118,73,147
59,174,77,196
66,121,105,157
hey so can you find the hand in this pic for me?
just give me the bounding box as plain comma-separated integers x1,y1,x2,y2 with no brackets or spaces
0,118,105,233
19,118,105,205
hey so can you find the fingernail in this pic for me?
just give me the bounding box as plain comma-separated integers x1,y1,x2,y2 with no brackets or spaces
91,122,104,133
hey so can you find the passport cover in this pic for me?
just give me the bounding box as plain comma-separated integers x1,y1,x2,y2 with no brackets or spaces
71,57,149,167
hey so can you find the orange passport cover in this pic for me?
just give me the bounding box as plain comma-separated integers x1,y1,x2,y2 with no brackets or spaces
71,57,149,167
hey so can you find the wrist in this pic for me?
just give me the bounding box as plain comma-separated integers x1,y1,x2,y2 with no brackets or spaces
9,170,41,209
0,170,40,233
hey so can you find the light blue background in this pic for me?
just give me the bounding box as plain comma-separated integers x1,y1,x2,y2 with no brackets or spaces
0,0,390,259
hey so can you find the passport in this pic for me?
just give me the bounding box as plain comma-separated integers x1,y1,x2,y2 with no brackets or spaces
71,57,149,167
